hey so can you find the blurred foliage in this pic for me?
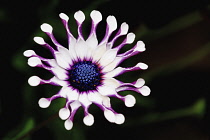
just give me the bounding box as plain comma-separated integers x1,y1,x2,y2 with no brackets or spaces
3,118,35,140
2,0,210,140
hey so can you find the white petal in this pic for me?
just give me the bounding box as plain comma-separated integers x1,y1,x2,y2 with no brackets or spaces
102,96,111,108
134,78,145,87
125,33,135,44
115,114,125,124
104,109,115,123
120,22,129,35
41,23,53,33
28,57,41,67
106,16,117,33
107,22,129,48
45,76,69,87
124,95,136,107
136,41,145,52
38,98,51,108
99,49,118,67
23,50,36,57
83,114,94,126
139,86,151,96
90,10,102,23
33,37,46,45
59,108,70,120
59,13,69,21
74,10,85,23
28,76,41,86
136,63,148,70
64,119,73,130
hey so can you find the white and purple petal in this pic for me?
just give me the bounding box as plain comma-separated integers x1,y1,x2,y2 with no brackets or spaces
24,10,150,131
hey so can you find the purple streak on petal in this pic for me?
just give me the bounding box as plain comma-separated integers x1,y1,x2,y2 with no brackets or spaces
60,16,76,46
95,102,119,116
115,42,142,64
88,22,94,37
39,76,69,86
75,21,84,40
107,23,128,49
45,32,64,50
114,40,127,52
46,94,63,102
83,105,91,116
69,102,81,121
88,18,100,39
116,86,139,93
99,23,110,45
107,29,122,49
36,42,56,56
116,65,143,77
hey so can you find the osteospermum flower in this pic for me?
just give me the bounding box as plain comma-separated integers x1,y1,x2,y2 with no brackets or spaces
24,10,150,130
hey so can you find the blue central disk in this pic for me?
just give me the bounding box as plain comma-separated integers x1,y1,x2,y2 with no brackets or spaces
68,61,102,92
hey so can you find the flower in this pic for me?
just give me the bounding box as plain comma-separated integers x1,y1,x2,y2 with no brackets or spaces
24,10,150,130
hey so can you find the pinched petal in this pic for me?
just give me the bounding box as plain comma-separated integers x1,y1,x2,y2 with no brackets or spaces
114,33,135,52
116,85,151,96
107,22,129,49
85,10,102,51
28,76,69,87
59,13,77,50
74,10,85,39
104,62,148,78
99,15,117,45
33,37,56,55
38,89,65,108
41,23,64,50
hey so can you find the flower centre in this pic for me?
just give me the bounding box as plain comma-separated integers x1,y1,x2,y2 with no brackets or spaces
68,61,102,92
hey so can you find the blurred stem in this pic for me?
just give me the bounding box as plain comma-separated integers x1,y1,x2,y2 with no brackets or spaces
125,98,206,126
143,42,210,82
17,113,58,140
135,11,202,41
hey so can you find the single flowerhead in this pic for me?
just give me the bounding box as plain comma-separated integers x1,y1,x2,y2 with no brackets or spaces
24,10,150,130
